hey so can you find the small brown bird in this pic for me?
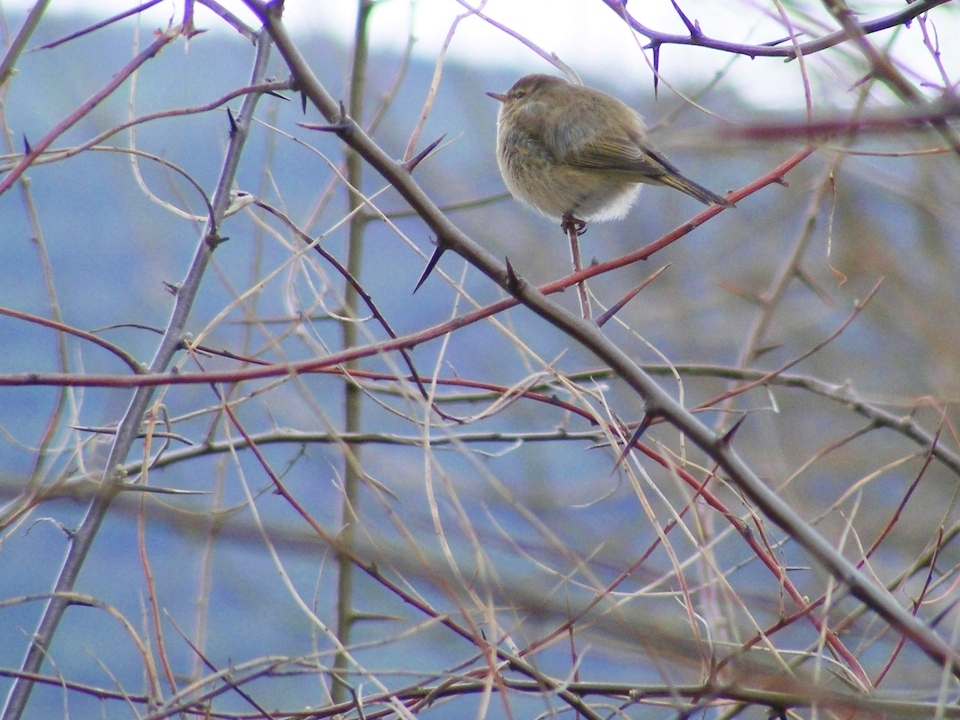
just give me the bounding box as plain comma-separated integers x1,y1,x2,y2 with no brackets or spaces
413,73,731,292
489,73,732,223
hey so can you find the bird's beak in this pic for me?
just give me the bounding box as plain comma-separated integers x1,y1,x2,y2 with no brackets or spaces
486,91,506,102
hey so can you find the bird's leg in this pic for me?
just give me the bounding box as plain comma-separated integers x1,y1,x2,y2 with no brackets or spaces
561,216,587,237
562,213,591,320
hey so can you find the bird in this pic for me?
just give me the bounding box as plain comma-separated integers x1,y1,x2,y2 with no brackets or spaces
413,73,732,292
489,73,732,224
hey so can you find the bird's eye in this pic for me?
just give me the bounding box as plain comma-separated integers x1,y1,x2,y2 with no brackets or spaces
514,90,525,99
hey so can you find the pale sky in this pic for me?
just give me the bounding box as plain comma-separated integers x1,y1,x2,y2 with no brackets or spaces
5,0,959,109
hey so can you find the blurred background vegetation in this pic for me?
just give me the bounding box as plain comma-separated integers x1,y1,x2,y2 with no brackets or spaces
1,2,960,719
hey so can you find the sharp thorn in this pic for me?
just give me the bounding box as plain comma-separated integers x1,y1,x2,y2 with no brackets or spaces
597,265,670,327
413,244,446,293
670,0,698,35
297,121,351,133
652,44,661,98
719,415,747,448
403,133,446,172
505,257,520,288
612,414,655,472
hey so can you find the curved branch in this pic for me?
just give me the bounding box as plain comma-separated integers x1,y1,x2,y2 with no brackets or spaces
598,0,953,61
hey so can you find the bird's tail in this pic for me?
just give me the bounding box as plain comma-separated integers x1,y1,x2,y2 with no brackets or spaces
659,172,735,208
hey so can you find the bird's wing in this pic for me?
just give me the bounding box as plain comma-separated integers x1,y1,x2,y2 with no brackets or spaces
564,129,678,179
564,127,734,207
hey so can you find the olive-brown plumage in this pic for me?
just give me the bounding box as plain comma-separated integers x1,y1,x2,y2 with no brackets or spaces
487,73,732,222
413,73,732,292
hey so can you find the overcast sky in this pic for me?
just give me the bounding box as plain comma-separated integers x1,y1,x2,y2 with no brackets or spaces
5,0,959,109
